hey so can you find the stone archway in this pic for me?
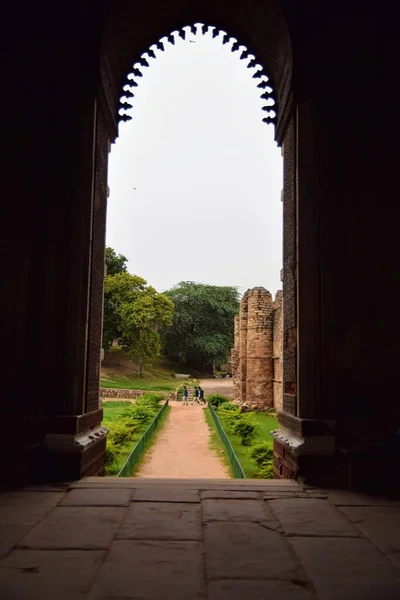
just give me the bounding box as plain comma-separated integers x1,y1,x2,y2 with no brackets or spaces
87,0,299,479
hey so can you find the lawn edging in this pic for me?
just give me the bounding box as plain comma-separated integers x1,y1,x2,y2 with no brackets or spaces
118,399,170,477
208,402,246,479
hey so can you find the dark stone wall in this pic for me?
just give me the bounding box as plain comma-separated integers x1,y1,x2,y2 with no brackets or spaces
1,0,400,487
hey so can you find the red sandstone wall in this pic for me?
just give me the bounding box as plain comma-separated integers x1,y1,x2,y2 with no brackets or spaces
232,287,283,409
273,291,283,412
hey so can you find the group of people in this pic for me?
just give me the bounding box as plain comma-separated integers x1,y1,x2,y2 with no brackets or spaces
182,385,206,406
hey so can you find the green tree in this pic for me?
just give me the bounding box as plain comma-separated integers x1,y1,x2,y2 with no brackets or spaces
162,281,240,372
105,247,128,276
102,273,174,375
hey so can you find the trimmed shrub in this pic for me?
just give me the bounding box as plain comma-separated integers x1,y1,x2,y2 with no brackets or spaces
250,442,274,467
105,439,120,469
233,414,258,446
255,461,274,479
107,419,136,448
217,404,242,430
208,394,230,409
136,393,163,409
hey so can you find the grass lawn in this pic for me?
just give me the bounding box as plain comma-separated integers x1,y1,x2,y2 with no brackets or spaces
130,405,171,476
102,400,171,476
203,407,233,476
101,376,176,391
102,401,142,475
216,410,278,478
101,349,195,391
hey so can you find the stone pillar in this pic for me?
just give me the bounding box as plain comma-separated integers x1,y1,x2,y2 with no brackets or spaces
0,12,109,486
231,314,240,401
239,291,249,404
273,291,283,412
245,288,274,409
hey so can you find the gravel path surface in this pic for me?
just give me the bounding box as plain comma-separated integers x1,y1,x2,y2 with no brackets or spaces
136,401,229,478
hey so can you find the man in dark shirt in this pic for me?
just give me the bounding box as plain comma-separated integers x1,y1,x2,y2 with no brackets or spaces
199,386,205,404
193,386,199,404
183,385,189,405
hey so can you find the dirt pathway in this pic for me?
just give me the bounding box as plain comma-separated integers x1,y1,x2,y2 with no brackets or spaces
136,401,229,478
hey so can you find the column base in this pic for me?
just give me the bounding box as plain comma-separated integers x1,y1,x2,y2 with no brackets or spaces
272,416,400,492
41,425,108,482
0,409,108,489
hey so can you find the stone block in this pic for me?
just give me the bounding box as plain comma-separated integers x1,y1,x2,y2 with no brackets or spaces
132,487,200,503
338,505,400,555
204,521,306,581
87,540,205,599
0,549,105,600
208,579,317,600
59,488,133,506
202,499,275,523
117,502,202,540
289,536,400,600
269,498,360,537
200,491,261,500
18,506,126,550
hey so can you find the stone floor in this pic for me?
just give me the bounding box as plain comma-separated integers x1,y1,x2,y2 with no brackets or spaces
1,478,400,599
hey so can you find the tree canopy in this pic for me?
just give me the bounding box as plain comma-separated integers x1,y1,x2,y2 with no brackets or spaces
105,247,128,276
162,281,240,372
103,272,174,375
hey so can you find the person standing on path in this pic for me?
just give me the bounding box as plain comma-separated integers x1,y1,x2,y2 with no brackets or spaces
193,386,199,405
199,386,206,405
183,385,189,405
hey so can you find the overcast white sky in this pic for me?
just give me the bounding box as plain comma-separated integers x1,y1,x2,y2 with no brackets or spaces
106,28,283,297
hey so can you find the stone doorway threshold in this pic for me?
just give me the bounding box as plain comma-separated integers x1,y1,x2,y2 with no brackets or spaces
1,478,400,599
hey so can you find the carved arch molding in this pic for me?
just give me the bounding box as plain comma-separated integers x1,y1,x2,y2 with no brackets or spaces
99,0,293,144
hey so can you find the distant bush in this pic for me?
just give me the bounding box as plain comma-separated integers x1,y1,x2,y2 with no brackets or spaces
233,414,258,446
208,394,230,409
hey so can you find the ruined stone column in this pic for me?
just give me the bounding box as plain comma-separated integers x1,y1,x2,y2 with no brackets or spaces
231,314,240,401
239,291,249,404
245,288,274,408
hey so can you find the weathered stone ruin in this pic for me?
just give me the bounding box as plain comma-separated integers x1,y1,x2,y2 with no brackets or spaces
231,287,282,410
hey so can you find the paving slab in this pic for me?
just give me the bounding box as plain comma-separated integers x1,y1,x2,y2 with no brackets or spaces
269,498,360,537
202,499,275,523
339,505,400,555
132,487,200,502
0,492,64,525
87,539,205,600
18,506,126,550
117,502,202,540
59,488,133,507
0,549,105,600
208,579,317,600
0,492,65,558
204,521,306,581
327,490,400,506
290,536,400,600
